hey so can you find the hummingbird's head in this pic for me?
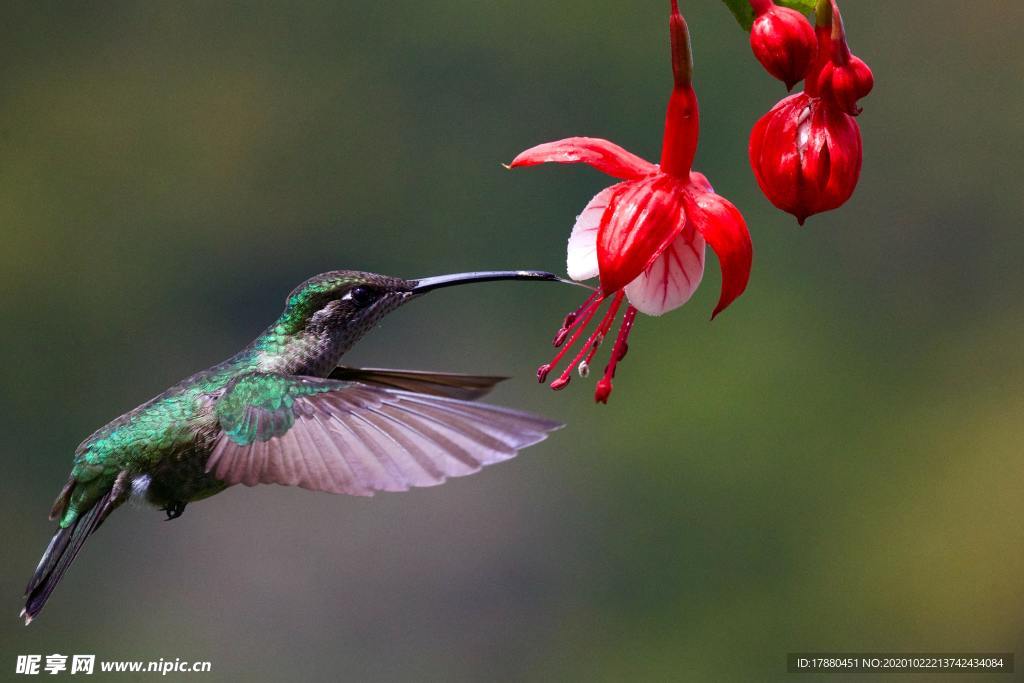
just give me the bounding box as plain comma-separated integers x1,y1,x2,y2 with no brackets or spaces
280,269,572,337
280,271,411,336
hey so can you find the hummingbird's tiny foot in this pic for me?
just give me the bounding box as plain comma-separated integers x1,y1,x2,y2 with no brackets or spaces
163,501,187,520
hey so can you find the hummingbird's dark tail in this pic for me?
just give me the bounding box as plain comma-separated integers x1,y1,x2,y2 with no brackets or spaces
22,485,119,625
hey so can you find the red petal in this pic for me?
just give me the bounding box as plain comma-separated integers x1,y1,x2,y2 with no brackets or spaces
596,175,687,294
682,189,753,318
688,171,714,193
750,94,806,215
798,102,862,221
508,137,656,181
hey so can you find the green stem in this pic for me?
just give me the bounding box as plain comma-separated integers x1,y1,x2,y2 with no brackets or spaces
814,0,831,27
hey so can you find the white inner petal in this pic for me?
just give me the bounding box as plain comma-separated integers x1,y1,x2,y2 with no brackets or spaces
623,226,707,316
566,187,615,282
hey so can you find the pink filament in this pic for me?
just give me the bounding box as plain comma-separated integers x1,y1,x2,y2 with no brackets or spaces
584,293,624,367
597,305,638,398
553,289,602,347
539,293,638,403
538,294,605,383
550,292,625,390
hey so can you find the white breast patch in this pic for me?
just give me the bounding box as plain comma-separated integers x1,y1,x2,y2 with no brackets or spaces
130,474,152,500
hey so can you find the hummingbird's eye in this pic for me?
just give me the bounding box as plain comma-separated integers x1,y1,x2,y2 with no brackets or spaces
347,286,376,308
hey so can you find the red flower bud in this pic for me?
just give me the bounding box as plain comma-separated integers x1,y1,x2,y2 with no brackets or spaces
748,92,862,224
813,0,873,116
817,53,873,116
748,0,816,90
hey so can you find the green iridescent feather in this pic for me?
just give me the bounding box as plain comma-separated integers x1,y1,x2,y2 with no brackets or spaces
216,373,341,445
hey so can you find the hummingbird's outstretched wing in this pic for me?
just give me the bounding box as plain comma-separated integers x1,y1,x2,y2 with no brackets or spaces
207,372,561,496
327,366,506,400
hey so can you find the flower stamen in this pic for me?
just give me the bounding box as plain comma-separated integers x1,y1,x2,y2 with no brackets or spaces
583,292,624,367
540,292,640,400
549,292,627,390
595,305,638,403
553,289,603,347
538,293,605,383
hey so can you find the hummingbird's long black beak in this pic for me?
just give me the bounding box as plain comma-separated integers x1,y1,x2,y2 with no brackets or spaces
410,270,583,294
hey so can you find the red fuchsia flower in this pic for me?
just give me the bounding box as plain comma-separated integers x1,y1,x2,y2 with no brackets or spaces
748,0,873,224
748,0,816,91
508,1,753,404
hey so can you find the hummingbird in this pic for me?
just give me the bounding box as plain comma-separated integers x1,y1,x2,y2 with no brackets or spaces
22,269,568,624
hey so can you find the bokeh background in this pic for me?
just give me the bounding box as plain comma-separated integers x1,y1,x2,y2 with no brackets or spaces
1,1,1021,680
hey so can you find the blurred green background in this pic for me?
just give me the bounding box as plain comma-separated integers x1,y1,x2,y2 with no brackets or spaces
1,1,1021,680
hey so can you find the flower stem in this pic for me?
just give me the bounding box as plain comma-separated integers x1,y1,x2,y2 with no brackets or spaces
660,0,699,177
814,0,832,27
805,1,839,97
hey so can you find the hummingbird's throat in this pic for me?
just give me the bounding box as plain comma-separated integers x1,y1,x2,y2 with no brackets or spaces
258,297,406,377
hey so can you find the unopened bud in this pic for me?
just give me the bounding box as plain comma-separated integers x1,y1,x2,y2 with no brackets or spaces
817,53,873,116
749,1,816,91
749,92,862,224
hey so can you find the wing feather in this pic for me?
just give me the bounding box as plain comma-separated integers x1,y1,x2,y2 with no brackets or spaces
208,373,563,496
393,402,519,456
360,408,447,483
327,367,506,400
309,412,369,494
325,410,401,492
346,412,427,487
